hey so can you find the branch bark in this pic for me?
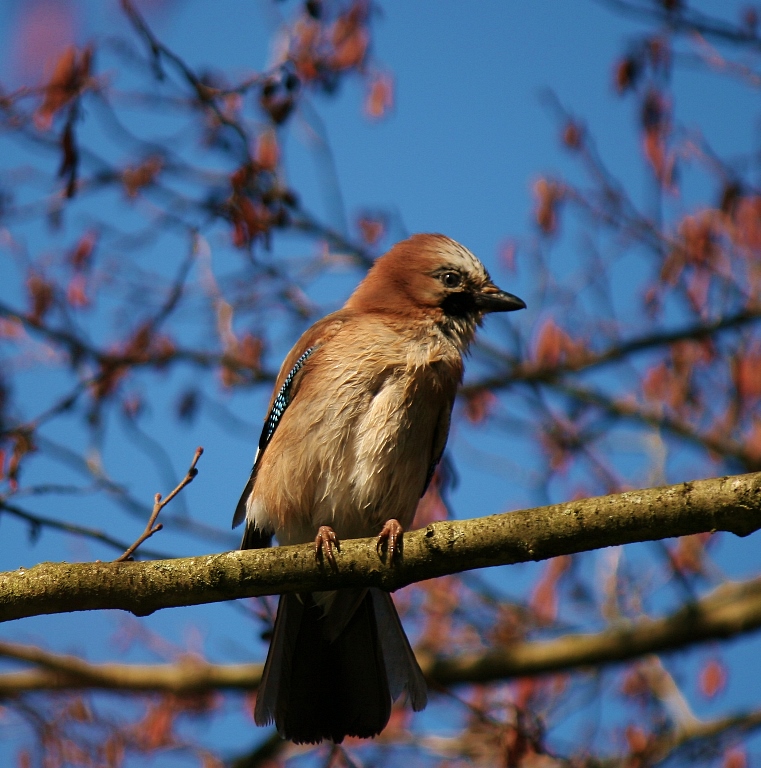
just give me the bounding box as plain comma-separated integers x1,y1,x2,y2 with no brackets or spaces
425,575,761,684
0,472,759,625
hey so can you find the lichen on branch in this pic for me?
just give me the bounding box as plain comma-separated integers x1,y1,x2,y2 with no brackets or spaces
1,471,759,625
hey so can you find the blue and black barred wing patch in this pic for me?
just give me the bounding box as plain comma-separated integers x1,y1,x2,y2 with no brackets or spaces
232,345,318,532
258,345,317,452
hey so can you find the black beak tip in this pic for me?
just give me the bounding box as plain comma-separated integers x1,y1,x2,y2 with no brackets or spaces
479,289,526,313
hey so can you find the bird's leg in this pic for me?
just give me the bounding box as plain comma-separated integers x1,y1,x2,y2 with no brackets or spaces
376,518,404,562
314,525,340,569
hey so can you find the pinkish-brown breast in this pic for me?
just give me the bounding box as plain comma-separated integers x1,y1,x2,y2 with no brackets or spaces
248,311,462,546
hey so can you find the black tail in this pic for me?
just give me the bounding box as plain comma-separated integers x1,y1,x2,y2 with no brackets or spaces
254,589,427,744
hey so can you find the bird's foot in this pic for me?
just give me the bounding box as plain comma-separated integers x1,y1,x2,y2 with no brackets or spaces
376,518,404,562
314,525,340,569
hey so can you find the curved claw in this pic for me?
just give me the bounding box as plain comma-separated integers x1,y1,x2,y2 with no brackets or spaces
376,518,404,563
314,525,340,569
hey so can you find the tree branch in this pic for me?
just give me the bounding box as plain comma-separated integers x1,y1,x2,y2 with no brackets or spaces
120,0,250,149
0,639,262,694
0,472,759,624
1,576,760,695
0,299,277,387
547,380,756,468
464,307,761,395
425,576,761,684
0,500,170,559
595,0,761,52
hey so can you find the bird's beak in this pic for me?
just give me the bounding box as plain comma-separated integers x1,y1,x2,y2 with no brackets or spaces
475,283,527,313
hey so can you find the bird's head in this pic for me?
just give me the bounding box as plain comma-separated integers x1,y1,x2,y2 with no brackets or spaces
346,233,526,350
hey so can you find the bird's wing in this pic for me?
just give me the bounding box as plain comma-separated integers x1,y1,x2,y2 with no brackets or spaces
421,384,458,497
232,314,347,538
232,344,318,536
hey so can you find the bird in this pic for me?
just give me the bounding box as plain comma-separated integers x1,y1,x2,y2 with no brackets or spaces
233,233,525,744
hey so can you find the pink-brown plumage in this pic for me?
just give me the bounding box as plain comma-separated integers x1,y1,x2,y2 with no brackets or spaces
234,233,525,744
247,310,461,545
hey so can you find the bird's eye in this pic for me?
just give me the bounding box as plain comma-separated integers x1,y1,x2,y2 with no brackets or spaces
441,271,461,288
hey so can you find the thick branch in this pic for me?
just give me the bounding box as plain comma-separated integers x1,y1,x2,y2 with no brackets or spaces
0,639,262,694
0,472,759,624
426,576,761,684
1,576,760,694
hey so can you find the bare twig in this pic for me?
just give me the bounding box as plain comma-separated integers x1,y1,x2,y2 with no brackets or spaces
120,0,250,149
464,307,761,395
35,435,238,547
547,380,756,469
595,0,761,52
114,446,203,562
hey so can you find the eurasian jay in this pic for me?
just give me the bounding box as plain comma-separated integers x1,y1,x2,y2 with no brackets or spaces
233,233,525,744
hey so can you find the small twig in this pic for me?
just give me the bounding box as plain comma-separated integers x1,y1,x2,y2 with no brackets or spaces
115,446,203,562
120,0,249,149
463,307,761,396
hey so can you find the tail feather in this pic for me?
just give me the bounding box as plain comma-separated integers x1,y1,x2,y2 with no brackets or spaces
255,589,426,744
254,592,303,729
370,588,428,711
